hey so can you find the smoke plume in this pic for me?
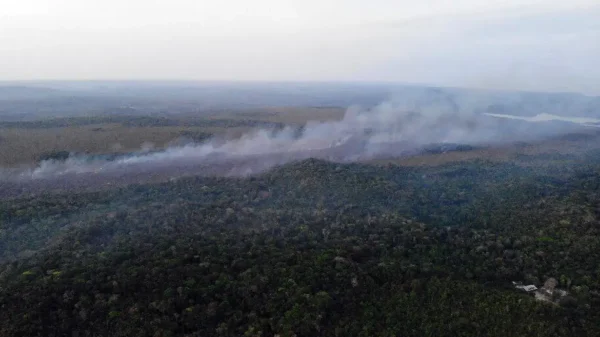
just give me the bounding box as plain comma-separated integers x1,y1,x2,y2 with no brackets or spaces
2,93,598,189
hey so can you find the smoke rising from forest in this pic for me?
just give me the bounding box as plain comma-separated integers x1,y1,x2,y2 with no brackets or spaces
2,93,598,181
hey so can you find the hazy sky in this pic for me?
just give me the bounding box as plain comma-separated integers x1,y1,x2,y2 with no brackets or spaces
2,0,599,94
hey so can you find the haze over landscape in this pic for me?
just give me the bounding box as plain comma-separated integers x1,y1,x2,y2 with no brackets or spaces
0,86,598,184
2,1,600,337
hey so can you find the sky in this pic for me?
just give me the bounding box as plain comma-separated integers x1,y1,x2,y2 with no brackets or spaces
1,0,599,94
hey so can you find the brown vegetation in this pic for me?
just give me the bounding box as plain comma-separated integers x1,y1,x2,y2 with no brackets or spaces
0,107,345,167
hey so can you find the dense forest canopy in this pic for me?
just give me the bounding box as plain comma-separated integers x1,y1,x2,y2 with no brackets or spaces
1,148,600,336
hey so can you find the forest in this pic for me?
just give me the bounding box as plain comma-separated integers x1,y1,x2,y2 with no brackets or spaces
2,0,600,333
1,147,600,336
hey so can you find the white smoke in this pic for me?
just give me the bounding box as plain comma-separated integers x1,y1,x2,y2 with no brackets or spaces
5,97,597,181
